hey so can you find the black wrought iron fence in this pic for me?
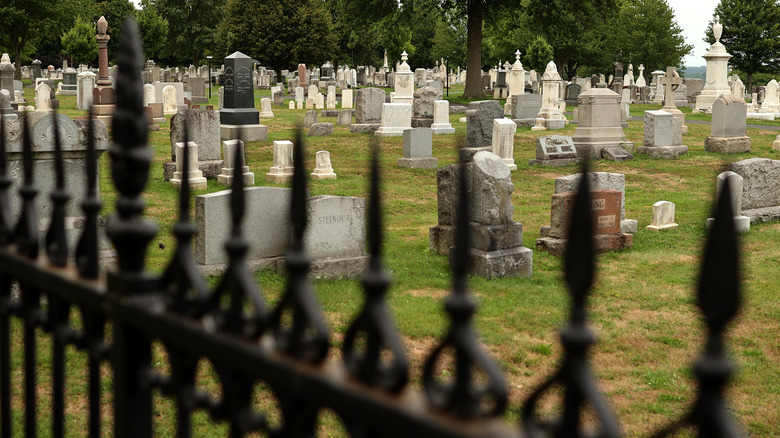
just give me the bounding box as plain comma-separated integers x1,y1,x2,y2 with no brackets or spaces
0,19,743,438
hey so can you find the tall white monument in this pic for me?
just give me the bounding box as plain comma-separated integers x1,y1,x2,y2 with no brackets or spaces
695,16,732,113
392,51,414,105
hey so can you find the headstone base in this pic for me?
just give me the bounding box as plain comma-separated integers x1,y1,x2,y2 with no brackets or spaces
266,171,294,184
536,232,633,256
577,141,634,159
276,254,370,279
512,118,536,128
310,171,337,180
531,117,566,131
638,145,688,159
374,126,409,137
704,136,751,154
742,206,780,224
411,118,433,128
467,246,532,279
747,112,776,121
397,157,438,169
171,175,208,190
603,147,634,162
217,170,255,186
646,223,679,231
220,124,268,142
529,157,581,167
706,215,750,233
349,123,380,133
431,123,455,134
429,225,454,255
163,160,223,180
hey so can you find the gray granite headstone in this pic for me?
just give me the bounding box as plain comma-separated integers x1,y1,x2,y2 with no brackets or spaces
711,96,747,138
643,110,678,147
354,87,385,123
402,128,433,158
304,110,318,128
731,158,780,211
466,100,504,148
471,151,514,225
304,195,366,260
511,94,543,119
169,110,221,161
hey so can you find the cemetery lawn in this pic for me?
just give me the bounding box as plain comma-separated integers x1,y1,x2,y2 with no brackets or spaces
11,86,780,436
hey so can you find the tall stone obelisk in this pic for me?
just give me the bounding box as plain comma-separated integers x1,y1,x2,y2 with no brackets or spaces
695,16,732,113
92,16,116,126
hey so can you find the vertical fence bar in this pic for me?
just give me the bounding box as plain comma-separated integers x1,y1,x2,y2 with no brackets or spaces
107,18,157,438
0,114,12,438
84,313,105,437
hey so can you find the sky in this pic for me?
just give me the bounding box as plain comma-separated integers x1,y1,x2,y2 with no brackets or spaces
666,0,720,67
129,0,718,67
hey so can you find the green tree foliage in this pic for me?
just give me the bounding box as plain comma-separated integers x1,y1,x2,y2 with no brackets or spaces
217,0,336,81
325,0,384,67
613,0,692,75
707,0,780,92
91,0,136,63
431,15,467,69
0,0,61,79
526,0,618,79
62,16,99,65
524,35,554,73
136,5,169,60
146,0,224,66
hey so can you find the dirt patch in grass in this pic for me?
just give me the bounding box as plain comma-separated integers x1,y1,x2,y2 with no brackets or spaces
405,289,449,299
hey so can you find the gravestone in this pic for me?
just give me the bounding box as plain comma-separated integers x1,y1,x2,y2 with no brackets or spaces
35,83,52,112
308,122,334,136
311,150,337,180
273,90,284,107
220,51,267,142
730,158,780,224
143,83,155,106
76,71,97,111
706,171,750,232
217,139,254,186
374,103,412,137
564,83,582,106
350,87,384,133
169,109,222,163
162,85,178,115
638,110,687,158
266,140,295,183
529,135,580,166
337,109,352,126
646,201,678,231
537,188,632,256
431,100,455,134
532,61,567,131
304,110,318,128
398,128,437,169
660,67,688,134
705,95,750,154
550,172,637,234
466,100,504,148
170,142,208,190
571,88,633,158
412,85,442,119
511,94,543,127
259,98,274,118
491,118,517,170
341,89,353,109
61,68,78,95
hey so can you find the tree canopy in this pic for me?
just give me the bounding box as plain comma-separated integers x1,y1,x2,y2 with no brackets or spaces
61,16,99,66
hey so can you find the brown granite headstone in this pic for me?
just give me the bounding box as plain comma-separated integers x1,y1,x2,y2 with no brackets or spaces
550,189,622,238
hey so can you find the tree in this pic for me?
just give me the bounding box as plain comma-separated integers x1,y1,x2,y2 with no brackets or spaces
136,5,169,61
526,0,619,79
706,0,780,92
217,0,337,82
90,0,136,64
524,36,554,73
146,0,224,66
613,0,692,75
0,0,60,79
431,15,467,69
62,16,99,66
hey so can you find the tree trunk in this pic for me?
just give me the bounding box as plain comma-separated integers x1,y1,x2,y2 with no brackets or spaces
14,53,22,81
462,0,483,100
747,73,753,98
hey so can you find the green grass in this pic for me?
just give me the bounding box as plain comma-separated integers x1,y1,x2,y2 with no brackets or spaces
6,82,780,436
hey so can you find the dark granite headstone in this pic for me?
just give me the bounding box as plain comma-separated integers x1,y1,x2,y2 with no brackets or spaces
220,51,259,125
565,84,582,106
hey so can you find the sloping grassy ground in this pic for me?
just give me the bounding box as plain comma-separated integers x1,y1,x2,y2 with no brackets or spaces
10,82,780,436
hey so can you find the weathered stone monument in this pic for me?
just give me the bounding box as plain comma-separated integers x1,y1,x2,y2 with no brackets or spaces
374,103,412,137
532,61,567,131
729,158,780,224
217,139,254,186
507,50,525,98
170,142,208,190
266,140,295,183
220,51,267,142
704,95,750,154
511,94,543,127
706,171,750,232
431,100,455,134
529,135,581,166
646,201,678,231
429,152,533,278
259,97,274,118
76,71,96,111
350,87,384,133
92,17,115,126
310,150,337,180
571,88,633,159
491,118,517,171
165,109,223,180
639,110,688,158
695,16,733,113
392,51,414,105
466,100,504,148
660,67,688,134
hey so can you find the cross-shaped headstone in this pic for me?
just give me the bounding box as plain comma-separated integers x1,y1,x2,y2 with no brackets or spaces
660,67,682,108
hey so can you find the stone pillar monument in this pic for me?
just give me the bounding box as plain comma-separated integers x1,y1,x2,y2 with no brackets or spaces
392,51,414,105
660,67,688,134
92,16,116,126
219,51,267,142
507,50,525,98
695,16,732,113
